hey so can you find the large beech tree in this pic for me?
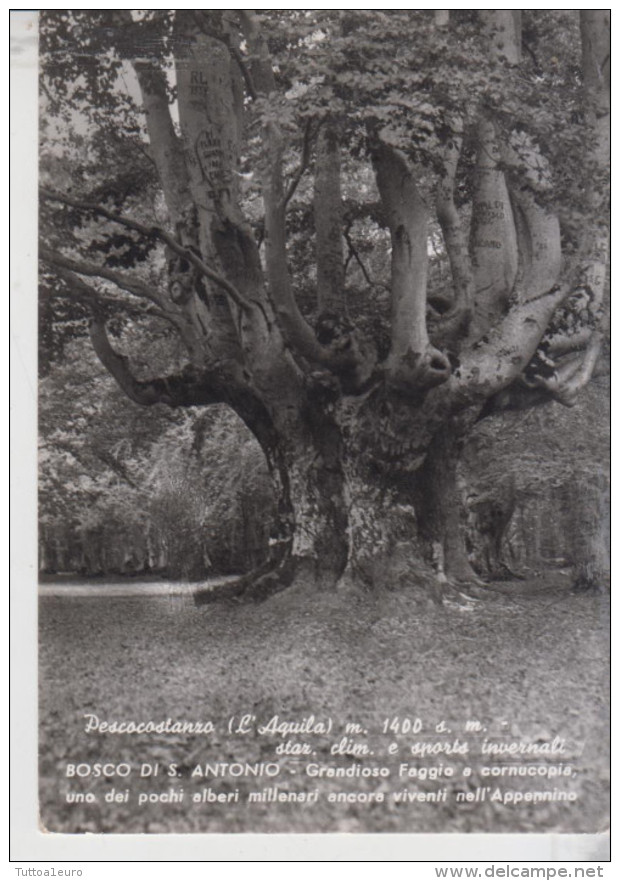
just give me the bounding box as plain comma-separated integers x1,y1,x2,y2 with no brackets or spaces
39,10,609,599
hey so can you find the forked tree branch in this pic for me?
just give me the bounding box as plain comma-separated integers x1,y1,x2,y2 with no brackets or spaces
373,142,450,388
48,265,231,409
343,221,387,291
522,332,603,407
481,345,607,416
89,315,223,408
238,10,350,370
454,277,575,402
501,134,562,305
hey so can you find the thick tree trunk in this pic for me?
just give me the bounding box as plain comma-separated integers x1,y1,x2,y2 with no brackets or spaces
194,380,497,604
412,424,480,584
194,388,469,602
571,474,609,593
194,398,350,602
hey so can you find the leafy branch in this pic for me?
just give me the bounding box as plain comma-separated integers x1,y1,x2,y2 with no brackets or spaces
40,245,162,306
40,188,253,312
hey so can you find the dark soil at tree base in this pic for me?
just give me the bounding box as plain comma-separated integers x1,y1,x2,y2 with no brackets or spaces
38,571,609,835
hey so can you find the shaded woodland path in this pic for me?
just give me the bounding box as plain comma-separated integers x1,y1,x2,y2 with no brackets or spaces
39,573,609,835
38,576,238,598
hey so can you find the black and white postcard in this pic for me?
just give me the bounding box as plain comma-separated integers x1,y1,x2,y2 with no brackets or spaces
11,7,610,862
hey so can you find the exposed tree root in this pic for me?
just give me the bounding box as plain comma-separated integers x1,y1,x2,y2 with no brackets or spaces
571,565,608,595
486,563,527,582
437,577,502,608
193,554,297,605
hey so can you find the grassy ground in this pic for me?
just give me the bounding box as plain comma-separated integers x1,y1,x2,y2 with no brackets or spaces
39,572,609,834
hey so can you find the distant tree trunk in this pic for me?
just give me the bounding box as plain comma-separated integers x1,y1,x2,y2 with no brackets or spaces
466,482,520,581
571,475,609,593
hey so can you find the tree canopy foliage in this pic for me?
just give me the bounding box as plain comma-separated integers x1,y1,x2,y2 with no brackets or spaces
39,10,609,597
